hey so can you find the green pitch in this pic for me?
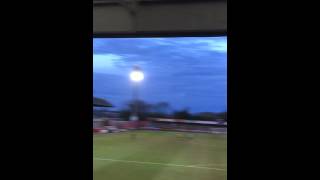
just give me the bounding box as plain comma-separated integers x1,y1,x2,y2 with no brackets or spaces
93,130,227,180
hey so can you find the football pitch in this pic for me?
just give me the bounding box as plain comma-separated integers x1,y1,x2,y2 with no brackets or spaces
93,130,227,180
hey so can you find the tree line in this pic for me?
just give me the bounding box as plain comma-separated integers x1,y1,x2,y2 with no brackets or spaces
118,100,227,121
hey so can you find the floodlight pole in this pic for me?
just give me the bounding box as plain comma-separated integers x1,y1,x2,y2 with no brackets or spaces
129,66,144,121
132,82,139,118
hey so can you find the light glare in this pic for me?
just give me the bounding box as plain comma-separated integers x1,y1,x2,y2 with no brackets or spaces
130,71,144,82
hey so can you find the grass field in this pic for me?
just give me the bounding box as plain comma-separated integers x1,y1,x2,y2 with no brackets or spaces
93,130,227,180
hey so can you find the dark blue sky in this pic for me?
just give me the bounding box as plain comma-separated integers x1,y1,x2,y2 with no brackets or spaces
93,37,227,113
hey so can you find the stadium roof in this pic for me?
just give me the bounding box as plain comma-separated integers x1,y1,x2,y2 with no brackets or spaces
93,97,113,107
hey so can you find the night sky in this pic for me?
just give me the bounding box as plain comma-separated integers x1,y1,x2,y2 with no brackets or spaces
93,37,227,113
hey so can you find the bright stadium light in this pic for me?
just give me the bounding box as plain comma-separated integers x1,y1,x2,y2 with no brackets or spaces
130,67,144,82
129,66,144,122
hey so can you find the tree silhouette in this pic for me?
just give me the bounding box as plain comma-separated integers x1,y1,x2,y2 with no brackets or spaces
173,108,191,119
119,100,153,121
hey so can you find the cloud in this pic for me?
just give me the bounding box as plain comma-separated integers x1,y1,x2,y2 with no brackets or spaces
93,37,227,55
93,54,124,74
195,39,227,53
93,37,227,112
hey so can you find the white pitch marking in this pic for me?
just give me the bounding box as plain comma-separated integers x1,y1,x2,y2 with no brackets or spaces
196,163,227,167
93,158,226,171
